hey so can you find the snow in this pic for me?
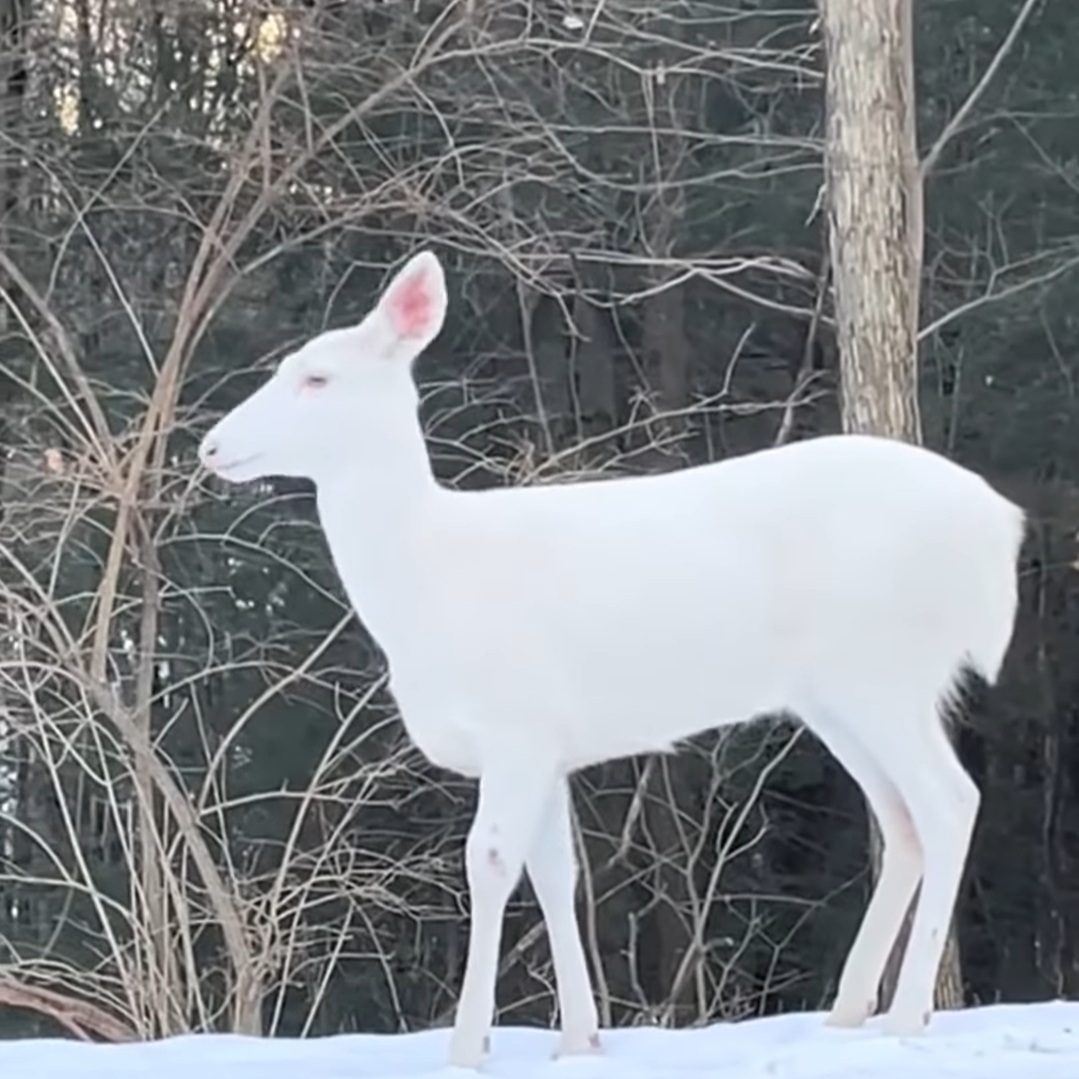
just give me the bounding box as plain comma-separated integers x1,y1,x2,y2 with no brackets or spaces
2,1003,1077,1079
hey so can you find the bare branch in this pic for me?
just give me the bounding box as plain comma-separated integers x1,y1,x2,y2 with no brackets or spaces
920,0,1042,179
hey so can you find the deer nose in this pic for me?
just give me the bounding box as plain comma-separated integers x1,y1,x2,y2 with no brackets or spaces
199,438,220,466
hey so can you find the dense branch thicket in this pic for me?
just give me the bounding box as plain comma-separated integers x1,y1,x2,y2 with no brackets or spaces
0,0,1077,1040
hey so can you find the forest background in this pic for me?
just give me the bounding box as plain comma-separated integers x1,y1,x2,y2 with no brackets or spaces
0,0,1076,1044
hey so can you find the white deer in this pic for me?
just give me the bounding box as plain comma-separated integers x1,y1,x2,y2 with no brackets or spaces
198,251,1025,1068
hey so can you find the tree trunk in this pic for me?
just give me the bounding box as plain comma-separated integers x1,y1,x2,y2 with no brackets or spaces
819,0,964,1012
823,0,922,444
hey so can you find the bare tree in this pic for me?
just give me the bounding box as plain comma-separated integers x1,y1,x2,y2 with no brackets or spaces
818,0,963,1010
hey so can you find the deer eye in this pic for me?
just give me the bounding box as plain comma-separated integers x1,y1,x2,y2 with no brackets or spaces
301,373,329,390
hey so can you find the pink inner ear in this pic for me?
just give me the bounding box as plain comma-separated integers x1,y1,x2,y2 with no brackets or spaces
387,268,436,339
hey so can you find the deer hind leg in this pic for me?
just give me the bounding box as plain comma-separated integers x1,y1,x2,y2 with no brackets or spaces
811,714,925,1030
449,747,561,1069
879,718,978,1036
525,777,600,1058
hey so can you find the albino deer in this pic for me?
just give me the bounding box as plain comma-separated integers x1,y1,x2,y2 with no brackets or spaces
198,251,1025,1068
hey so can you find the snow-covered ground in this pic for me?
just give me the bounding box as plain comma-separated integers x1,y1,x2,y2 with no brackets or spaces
1,1002,1077,1079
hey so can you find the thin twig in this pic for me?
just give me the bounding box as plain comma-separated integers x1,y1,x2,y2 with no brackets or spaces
920,0,1042,179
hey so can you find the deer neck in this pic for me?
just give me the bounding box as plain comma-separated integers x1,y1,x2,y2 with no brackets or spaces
313,423,445,649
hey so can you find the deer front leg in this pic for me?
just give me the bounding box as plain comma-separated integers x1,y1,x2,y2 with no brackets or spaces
525,776,600,1058
448,747,561,1069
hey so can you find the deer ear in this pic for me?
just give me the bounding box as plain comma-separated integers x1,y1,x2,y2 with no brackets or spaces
376,251,447,353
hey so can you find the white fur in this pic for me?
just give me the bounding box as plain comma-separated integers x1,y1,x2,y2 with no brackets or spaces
199,252,1025,1067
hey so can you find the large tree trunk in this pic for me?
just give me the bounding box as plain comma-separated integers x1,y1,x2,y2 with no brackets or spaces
824,0,922,444
819,0,964,1013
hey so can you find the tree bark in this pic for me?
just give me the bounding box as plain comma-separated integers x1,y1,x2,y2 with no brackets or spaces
823,0,922,443
819,0,964,1012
